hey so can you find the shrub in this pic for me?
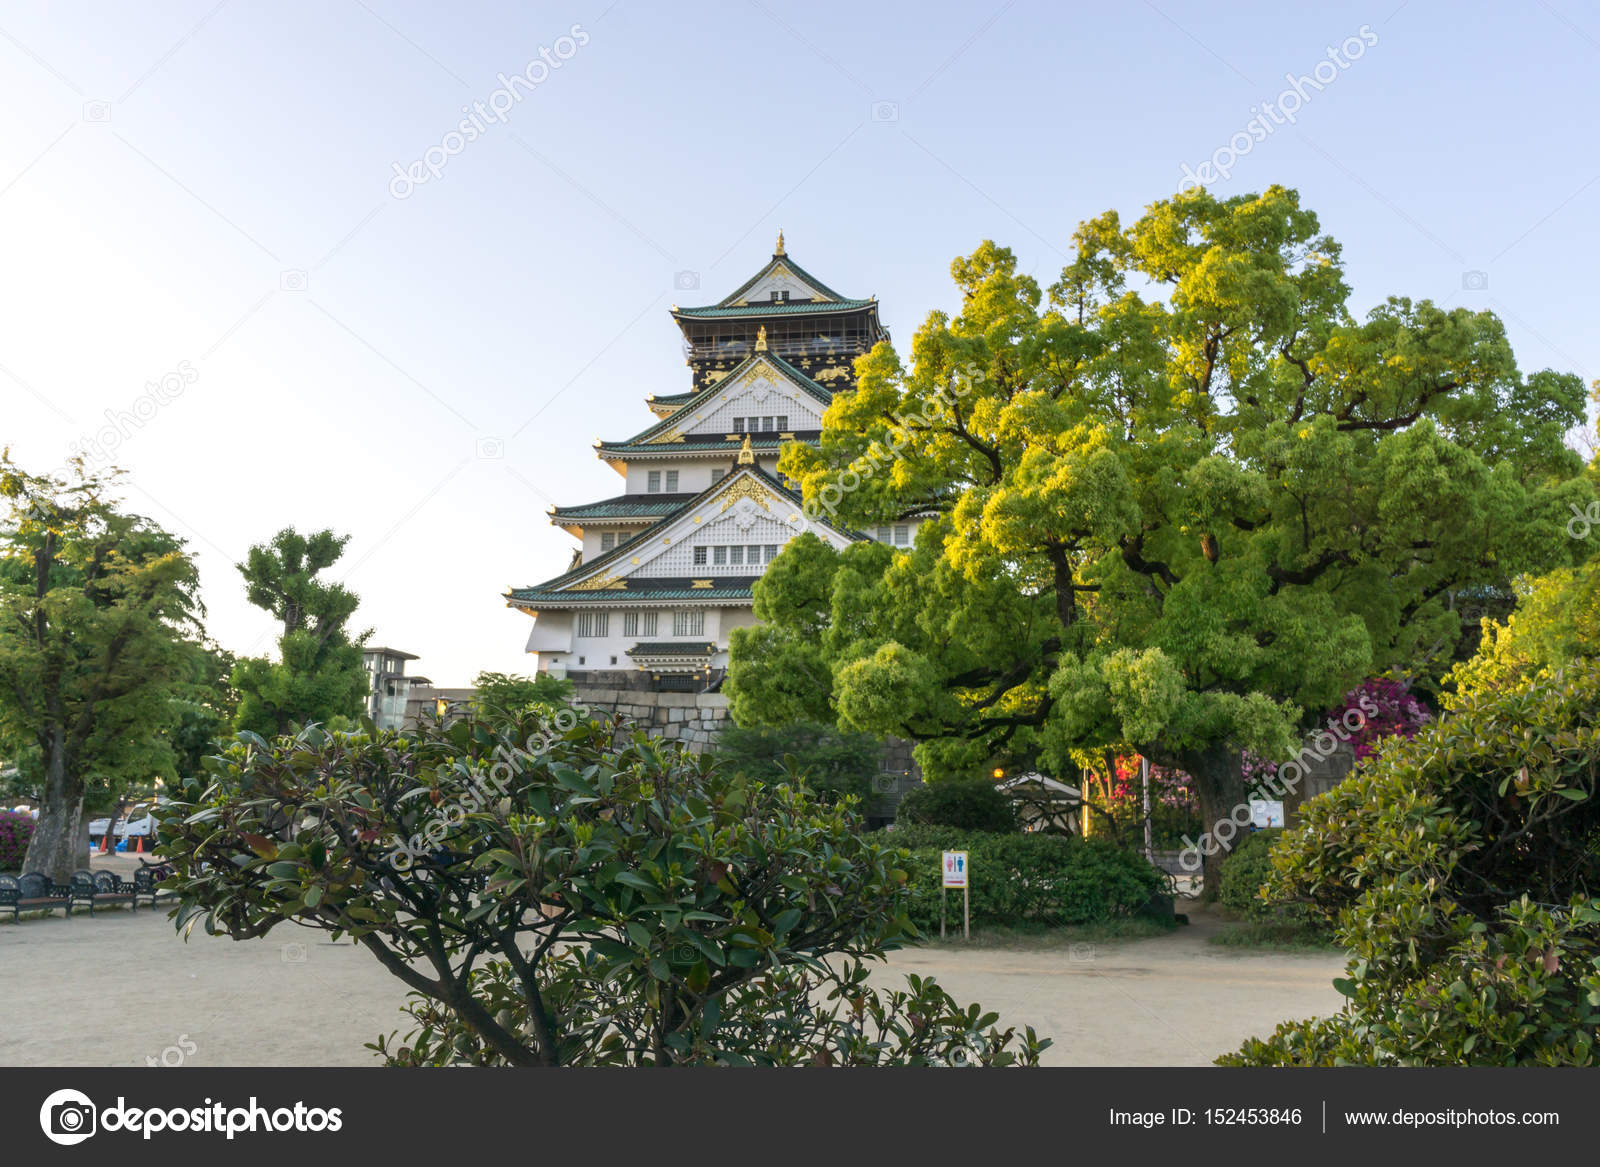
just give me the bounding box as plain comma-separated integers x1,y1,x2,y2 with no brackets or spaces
714,721,878,805
896,778,1017,833
1216,829,1280,921
1216,828,1325,936
1220,662,1600,1066
159,712,1049,1066
0,810,33,872
889,826,1168,932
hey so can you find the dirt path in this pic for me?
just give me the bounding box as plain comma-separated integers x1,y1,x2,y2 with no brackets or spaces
0,903,1346,1067
892,907,1347,1065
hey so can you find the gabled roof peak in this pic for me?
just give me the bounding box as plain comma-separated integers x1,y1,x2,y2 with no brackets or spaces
707,242,849,309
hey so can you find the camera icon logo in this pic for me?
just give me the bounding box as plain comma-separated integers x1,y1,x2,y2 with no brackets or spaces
1461,270,1489,291
476,436,505,460
280,270,308,292
40,1088,97,1146
674,270,700,291
280,941,307,963
1069,942,1097,963
871,100,899,122
82,101,111,123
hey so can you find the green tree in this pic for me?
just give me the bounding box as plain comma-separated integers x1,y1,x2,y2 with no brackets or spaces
470,670,573,727
0,453,203,882
714,720,880,805
731,186,1592,894
231,527,367,737
159,712,1048,1066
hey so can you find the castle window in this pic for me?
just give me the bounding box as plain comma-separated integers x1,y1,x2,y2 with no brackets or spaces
746,544,761,565
642,611,658,635
623,611,639,636
732,417,745,433
764,544,779,562
876,526,891,542
693,546,707,566
673,609,705,637
711,468,725,484
762,416,774,431
777,415,788,431
665,470,679,492
713,546,727,566
729,545,744,566
600,532,615,551
647,471,661,493
576,611,609,637
894,525,909,546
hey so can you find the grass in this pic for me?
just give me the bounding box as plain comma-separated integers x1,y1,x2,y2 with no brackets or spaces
1208,919,1344,952
914,915,1178,951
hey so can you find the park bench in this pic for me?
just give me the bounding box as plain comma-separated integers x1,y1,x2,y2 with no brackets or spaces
131,864,173,909
76,869,143,914
0,872,73,921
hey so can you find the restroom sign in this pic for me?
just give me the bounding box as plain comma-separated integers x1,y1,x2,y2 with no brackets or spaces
942,851,968,888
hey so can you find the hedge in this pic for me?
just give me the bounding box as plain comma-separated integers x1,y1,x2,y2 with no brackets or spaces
886,826,1169,932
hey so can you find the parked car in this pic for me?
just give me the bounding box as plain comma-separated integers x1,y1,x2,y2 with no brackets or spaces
88,804,153,843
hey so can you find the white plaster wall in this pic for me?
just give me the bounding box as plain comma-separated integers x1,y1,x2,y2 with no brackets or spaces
535,604,742,671
621,456,780,495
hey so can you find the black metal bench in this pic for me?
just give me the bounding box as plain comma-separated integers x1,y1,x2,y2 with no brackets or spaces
0,872,73,921
131,864,171,908
69,869,144,915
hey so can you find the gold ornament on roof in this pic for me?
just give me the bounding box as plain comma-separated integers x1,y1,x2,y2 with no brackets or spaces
775,229,785,256
737,434,755,465
720,476,772,513
755,325,768,352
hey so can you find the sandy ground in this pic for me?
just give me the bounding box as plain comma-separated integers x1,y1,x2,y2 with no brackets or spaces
0,859,1346,1067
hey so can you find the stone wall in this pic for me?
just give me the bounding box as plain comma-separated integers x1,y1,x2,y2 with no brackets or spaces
569,672,732,751
569,671,924,824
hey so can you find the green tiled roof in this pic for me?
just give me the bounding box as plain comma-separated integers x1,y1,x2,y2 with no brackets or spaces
608,353,835,449
596,431,820,459
648,390,697,407
716,254,849,307
627,641,717,656
509,586,754,605
674,299,874,319
509,466,827,604
549,493,696,520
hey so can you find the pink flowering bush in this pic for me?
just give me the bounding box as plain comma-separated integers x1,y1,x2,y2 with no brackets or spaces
1242,677,1432,785
0,810,35,873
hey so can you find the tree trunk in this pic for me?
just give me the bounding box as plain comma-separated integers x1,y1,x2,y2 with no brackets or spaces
22,728,86,884
1170,744,1250,901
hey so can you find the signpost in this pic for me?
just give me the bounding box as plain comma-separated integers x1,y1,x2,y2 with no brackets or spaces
941,851,969,939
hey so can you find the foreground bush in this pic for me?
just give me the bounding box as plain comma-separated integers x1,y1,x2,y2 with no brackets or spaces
0,810,34,872
1221,664,1600,1066
159,713,1048,1066
890,826,1168,932
895,779,1018,833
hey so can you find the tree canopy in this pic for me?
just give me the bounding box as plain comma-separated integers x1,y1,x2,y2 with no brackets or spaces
231,527,368,737
0,451,203,881
728,185,1593,891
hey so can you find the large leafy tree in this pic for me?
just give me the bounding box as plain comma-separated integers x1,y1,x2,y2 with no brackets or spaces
729,186,1592,893
0,452,203,881
231,527,367,737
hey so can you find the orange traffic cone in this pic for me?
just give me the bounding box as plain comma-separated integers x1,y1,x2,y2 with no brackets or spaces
135,834,144,854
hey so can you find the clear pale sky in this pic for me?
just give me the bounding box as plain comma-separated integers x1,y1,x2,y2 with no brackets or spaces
1,0,1594,685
